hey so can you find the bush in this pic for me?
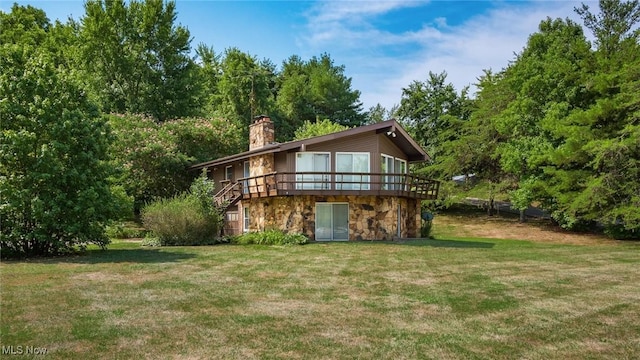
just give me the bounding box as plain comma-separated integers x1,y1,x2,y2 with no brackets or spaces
604,224,639,240
233,229,308,246
142,195,219,246
420,221,433,239
141,172,222,246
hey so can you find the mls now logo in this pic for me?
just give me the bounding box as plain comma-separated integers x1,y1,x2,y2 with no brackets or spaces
2,345,47,355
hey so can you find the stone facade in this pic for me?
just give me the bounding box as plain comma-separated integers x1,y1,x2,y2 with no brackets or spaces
242,195,420,241
249,115,275,151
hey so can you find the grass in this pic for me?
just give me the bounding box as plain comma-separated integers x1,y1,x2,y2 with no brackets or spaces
1,213,639,359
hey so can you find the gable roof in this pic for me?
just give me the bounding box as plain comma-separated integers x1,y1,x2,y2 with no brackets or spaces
190,119,429,171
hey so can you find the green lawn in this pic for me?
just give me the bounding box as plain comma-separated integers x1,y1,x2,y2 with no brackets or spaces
1,227,639,359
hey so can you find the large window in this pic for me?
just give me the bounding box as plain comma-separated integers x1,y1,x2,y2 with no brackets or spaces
316,203,349,241
381,154,407,190
336,152,370,190
296,152,330,189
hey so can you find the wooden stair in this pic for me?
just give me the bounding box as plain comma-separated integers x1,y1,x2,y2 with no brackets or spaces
214,181,242,210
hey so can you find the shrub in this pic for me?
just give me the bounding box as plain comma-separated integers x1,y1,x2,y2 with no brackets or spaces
604,224,639,240
141,172,222,246
142,195,219,246
420,221,433,239
233,229,308,246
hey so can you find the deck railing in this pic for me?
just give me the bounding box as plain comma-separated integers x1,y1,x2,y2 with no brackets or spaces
236,172,439,200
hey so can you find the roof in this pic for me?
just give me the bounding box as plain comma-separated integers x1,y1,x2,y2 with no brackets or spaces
190,119,429,171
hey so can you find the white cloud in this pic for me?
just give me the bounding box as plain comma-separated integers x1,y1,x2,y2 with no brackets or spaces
300,0,593,111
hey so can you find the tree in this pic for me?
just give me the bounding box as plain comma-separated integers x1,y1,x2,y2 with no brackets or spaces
276,53,366,134
495,17,592,222
0,4,50,46
437,70,511,215
208,47,276,139
293,119,350,140
575,0,640,58
108,114,244,215
397,71,470,166
542,0,640,235
365,103,398,124
0,44,114,257
80,0,202,121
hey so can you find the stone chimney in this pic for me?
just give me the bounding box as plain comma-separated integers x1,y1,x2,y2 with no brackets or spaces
249,115,274,151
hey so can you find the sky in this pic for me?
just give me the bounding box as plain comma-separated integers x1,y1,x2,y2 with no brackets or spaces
6,0,598,110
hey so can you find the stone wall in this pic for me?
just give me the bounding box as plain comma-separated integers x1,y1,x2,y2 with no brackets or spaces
249,116,274,150
243,195,420,241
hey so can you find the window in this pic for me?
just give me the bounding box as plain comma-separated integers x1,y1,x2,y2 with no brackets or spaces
381,154,394,190
225,165,233,181
243,206,250,232
296,152,330,189
243,161,250,194
381,154,407,190
315,203,349,241
395,158,407,190
336,152,370,190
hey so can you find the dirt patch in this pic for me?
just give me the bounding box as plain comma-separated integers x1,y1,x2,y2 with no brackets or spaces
433,211,617,245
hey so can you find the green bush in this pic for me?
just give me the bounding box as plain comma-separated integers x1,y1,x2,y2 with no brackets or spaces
604,224,639,240
233,229,308,246
142,195,219,246
141,172,222,246
420,221,433,239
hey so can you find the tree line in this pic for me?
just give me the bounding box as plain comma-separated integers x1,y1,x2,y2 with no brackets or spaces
1,0,638,257
397,0,639,239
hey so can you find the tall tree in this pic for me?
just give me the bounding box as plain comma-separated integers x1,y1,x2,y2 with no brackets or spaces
544,0,640,235
0,42,114,257
397,71,472,177
366,103,398,124
438,70,511,214
209,47,276,138
80,0,202,121
276,53,365,134
496,18,593,221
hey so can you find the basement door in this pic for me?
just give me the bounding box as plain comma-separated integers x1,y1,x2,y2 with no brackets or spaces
315,203,349,241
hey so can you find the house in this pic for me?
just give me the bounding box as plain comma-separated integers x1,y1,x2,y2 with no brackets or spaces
190,115,439,241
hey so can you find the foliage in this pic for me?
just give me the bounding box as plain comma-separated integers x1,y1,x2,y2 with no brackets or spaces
206,47,276,137
233,229,308,246
397,71,472,169
276,54,366,135
420,220,433,239
293,119,350,140
540,0,640,233
0,42,113,258
366,103,398,124
108,114,243,214
80,0,202,121
141,173,222,246
105,222,147,239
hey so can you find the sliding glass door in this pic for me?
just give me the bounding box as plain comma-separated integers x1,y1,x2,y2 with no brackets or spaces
316,203,349,241
296,153,330,189
336,152,370,190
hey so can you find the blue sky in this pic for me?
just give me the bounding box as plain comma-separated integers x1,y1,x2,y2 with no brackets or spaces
6,0,596,110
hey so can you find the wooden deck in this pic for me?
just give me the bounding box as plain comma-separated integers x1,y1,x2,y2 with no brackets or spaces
234,172,439,200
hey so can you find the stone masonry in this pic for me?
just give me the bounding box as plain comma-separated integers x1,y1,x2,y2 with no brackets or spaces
243,195,420,241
